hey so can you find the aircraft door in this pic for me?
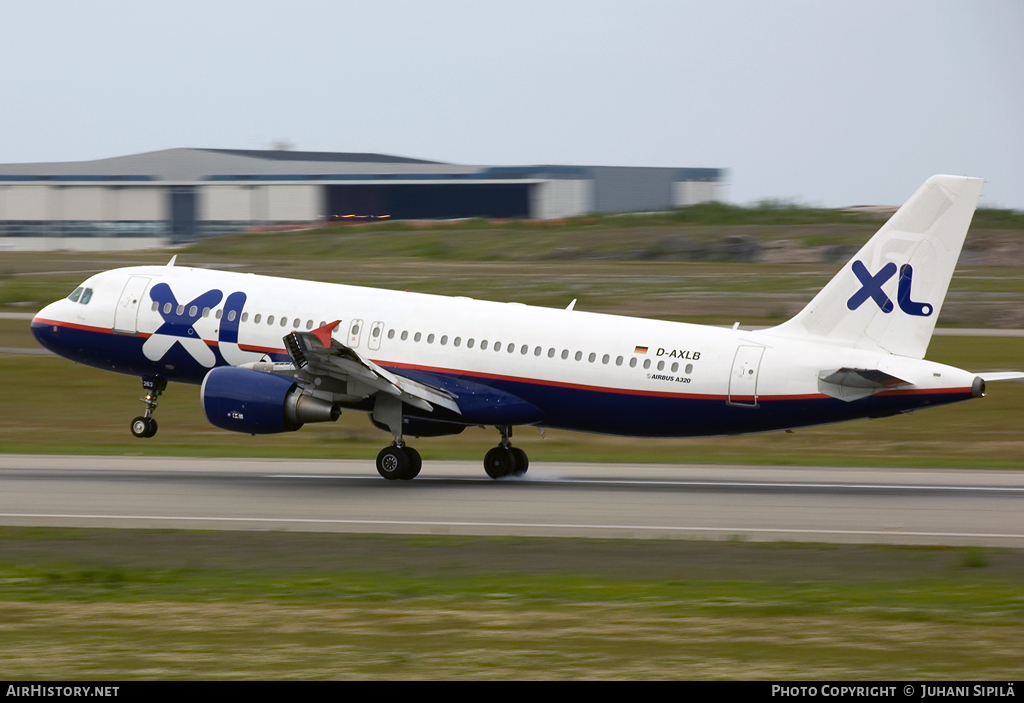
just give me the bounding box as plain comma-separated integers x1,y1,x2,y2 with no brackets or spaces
727,345,764,407
367,321,385,351
113,276,151,334
347,319,364,348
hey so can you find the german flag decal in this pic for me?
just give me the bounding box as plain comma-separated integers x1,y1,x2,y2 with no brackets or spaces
634,345,648,354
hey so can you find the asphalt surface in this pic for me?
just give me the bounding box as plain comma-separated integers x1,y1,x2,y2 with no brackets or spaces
1,455,1022,547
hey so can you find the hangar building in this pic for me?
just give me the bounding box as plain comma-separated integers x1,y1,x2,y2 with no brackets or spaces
0,148,725,249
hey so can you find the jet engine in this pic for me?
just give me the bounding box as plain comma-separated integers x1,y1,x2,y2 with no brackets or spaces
201,366,341,434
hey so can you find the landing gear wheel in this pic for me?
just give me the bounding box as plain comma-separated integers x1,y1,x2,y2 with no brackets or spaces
377,445,410,481
510,447,528,476
484,447,515,479
130,416,156,439
401,447,422,480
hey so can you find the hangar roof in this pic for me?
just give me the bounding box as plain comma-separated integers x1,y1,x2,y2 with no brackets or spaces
0,148,723,184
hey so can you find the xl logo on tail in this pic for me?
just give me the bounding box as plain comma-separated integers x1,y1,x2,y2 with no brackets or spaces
847,261,933,317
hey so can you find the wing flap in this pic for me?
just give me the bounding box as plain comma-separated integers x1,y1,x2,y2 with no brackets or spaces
283,329,461,414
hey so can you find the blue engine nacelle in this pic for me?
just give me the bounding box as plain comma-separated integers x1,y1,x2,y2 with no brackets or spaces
201,366,341,434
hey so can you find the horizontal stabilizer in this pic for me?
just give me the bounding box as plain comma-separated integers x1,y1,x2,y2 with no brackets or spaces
974,371,1024,382
283,331,461,414
818,367,911,402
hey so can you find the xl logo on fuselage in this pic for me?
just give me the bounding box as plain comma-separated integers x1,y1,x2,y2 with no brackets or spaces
143,283,253,367
847,261,933,317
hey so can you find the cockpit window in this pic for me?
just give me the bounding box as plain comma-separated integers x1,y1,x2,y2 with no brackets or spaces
80,288,93,305
68,287,83,303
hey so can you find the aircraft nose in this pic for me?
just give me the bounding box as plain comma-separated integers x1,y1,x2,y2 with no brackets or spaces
31,301,64,353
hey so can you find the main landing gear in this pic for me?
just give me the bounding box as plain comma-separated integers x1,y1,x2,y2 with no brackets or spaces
375,443,422,481
130,376,165,439
373,394,421,481
372,396,529,481
483,425,528,479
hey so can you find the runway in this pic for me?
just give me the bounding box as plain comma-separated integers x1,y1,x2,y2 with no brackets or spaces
1,455,1022,547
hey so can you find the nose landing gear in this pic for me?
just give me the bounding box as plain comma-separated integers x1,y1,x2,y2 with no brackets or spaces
130,376,166,438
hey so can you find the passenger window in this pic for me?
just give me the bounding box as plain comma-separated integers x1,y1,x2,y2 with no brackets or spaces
68,287,83,303
241,312,248,322
494,342,501,352
588,353,596,363
291,318,299,328
454,337,461,347
534,346,541,356
561,349,569,359
427,334,434,344
388,329,395,339
319,321,326,328
440,335,447,345
190,305,198,317
254,314,262,324
671,362,678,372
164,303,172,314
414,332,421,342
373,327,381,337
548,348,555,358
306,320,313,330
80,288,93,304
467,338,475,348
657,361,665,371
615,356,623,366
151,301,159,312
280,317,288,327
401,331,408,341
643,359,651,369
203,308,211,318
176,305,184,315
216,309,222,319
602,354,610,364
268,315,275,325
685,364,693,374
629,358,637,368
575,351,582,361
227,310,236,322
481,340,488,350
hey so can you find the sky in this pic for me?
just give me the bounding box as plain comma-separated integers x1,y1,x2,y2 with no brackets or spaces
1,1,1022,208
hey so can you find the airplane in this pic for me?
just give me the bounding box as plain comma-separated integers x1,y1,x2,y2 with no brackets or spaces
31,175,1023,480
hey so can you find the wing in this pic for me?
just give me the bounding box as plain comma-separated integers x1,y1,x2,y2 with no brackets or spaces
282,321,461,415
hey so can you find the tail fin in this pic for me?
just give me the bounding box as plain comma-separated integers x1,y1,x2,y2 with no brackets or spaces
764,175,984,359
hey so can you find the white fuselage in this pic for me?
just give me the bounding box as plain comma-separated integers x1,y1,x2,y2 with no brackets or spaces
32,264,979,438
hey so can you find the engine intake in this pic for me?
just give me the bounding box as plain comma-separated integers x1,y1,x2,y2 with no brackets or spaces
201,366,341,434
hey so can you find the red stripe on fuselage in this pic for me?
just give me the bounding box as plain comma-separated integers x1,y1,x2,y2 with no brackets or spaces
33,320,973,402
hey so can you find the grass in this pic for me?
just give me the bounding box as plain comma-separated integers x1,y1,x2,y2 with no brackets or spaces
0,528,1021,679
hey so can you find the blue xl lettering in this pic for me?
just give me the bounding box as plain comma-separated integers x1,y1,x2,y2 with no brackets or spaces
847,261,896,312
847,261,933,316
896,264,932,316
149,283,224,337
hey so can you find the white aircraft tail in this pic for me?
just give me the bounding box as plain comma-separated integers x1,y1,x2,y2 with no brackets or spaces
764,175,984,359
